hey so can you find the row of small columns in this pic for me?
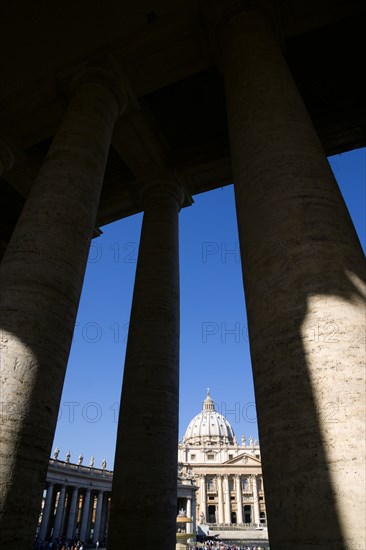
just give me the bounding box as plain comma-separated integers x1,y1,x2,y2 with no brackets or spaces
38,483,109,543
0,3,365,550
200,474,260,525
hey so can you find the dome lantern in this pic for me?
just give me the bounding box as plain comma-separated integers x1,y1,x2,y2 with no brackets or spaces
182,389,236,446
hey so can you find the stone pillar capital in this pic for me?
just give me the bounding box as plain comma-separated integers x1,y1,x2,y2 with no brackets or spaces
139,174,192,212
66,55,128,117
198,0,279,60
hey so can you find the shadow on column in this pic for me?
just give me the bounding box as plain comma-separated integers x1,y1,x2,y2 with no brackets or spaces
242,220,365,549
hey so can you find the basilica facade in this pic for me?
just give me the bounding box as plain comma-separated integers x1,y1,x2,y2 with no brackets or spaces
38,390,266,544
178,391,267,537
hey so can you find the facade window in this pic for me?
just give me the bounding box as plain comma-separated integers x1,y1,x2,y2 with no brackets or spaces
190,454,196,460
260,511,266,524
208,505,216,523
207,454,215,460
229,478,234,491
207,477,215,491
242,477,250,491
244,504,251,524
228,454,233,460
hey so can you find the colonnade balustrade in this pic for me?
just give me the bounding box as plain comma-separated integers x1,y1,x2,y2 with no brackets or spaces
37,480,110,544
37,458,197,545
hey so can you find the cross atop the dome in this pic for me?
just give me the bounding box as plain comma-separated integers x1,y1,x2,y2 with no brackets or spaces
206,387,210,397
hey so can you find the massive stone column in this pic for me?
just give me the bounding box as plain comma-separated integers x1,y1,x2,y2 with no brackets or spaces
217,474,224,524
79,489,91,542
92,491,104,543
200,474,207,523
186,497,192,534
223,474,231,524
235,474,243,524
0,136,15,262
38,483,54,542
192,492,197,533
218,5,366,549
0,60,125,549
251,475,260,527
0,135,14,177
52,485,67,541
99,493,110,542
108,180,185,549
65,486,79,540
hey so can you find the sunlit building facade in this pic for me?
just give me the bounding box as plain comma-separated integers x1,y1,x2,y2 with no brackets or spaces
178,391,267,540
37,390,266,544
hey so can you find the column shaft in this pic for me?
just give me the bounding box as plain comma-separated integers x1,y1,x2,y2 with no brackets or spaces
186,498,192,534
0,67,122,550
52,485,67,540
99,494,108,543
223,475,231,523
38,483,54,541
200,475,207,523
217,475,224,524
92,491,104,543
65,486,79,540
192,493,197,533
235,475,243,524
221,9,366,550
252,475,259,526
108,182,184,549
79,489,91,542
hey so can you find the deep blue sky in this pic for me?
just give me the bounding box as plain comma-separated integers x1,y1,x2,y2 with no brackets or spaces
52,147,365,469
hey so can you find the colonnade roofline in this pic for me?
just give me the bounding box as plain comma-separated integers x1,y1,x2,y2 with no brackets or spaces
1,2,365,239
48,458,114,479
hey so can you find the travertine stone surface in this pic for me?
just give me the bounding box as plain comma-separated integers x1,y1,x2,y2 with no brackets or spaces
0,71,122,549
221,10,366,550
108,181,184,550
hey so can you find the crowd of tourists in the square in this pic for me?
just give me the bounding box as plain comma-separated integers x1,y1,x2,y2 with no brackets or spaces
32,539,102,549
189,543,268,550
32,538,268,549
